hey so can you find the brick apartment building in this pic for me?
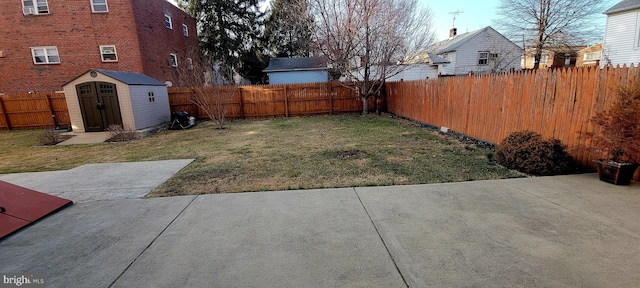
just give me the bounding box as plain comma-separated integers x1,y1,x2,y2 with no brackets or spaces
0,0,200,94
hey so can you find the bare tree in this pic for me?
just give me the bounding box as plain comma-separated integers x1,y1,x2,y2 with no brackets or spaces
176,50,237,129
495,0,606,70
311,0,435,114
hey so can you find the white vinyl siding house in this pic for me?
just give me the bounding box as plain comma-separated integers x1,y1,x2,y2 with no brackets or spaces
428,27,522,76
602,0,640,67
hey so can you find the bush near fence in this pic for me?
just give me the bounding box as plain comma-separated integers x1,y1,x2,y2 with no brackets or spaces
385,65,640,180
0,92,70,130
168,82,365,118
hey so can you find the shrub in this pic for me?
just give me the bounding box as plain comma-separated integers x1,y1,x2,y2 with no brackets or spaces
495,131,574,176
106,124,139,142
37,129,61,146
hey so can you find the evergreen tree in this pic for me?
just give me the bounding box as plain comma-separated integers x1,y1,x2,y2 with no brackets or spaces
179,0,263,71
264,0,313,57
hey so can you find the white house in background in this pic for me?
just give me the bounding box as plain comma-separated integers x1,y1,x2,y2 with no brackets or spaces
263,57,328,84
348,53,450,82
427,26,522,76
602,0,640,67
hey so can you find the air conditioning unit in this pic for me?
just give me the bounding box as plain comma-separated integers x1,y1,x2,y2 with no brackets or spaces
23,7,34,15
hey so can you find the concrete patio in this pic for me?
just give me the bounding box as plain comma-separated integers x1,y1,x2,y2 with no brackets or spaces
1,173,639,287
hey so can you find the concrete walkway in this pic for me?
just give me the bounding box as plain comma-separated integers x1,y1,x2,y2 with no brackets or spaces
0,160,194,203
57,132,110,145
1,174,640,287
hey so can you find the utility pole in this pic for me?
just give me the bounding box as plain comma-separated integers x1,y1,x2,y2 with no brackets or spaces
449,10,463,28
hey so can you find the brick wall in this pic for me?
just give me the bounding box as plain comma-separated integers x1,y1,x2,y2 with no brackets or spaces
0,0,198,94
132,0,200,86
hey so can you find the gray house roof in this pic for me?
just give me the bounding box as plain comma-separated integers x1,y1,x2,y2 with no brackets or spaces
263,57,328,72
64,69,166,86
604,0,640,14
426,52,450,64
428,27,492,55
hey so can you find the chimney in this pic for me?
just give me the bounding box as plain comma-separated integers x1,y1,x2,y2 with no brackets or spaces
449,28,457,39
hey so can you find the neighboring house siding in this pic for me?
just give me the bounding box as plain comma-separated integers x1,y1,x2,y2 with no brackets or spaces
577,44,603,67
386,65,438,82
0,0,198,94
128,85,171,129
438,52,458,75
429,27,522,76
602,10,640,67
452,29,521,74
268,71,328,84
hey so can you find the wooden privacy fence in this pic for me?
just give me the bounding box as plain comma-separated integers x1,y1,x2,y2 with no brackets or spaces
0,92,70,130
168,82,363,119
385,65,640,169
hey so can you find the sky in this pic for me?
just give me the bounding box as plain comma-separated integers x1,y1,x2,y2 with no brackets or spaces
424,0,619,42
169,0,620,43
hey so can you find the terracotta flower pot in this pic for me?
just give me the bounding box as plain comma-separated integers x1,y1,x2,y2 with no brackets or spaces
593,160,639,185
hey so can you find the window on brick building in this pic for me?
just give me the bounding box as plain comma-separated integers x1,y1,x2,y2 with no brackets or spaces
22,0,49,15
100,45,117,62
170,53,178,67
31,47,60,64
182,24,189,37
164,14,173,29
187,58,193,69
91,0,108,13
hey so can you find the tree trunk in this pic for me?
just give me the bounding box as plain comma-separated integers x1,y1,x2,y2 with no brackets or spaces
361,95,369,114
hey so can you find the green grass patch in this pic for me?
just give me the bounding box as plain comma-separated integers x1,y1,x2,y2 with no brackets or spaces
0,114,523,196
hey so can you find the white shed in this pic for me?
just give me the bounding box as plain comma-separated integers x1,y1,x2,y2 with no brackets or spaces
63,69,170,133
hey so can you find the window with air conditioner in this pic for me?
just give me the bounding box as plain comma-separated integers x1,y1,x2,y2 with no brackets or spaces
22,0,49,15
100,45,117,62
91,0,108,13
31,46,60,64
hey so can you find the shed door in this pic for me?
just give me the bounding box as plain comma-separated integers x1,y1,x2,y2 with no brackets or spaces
76,82,123,132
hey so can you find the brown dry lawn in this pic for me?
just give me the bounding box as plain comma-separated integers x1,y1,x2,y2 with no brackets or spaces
0,114,522,196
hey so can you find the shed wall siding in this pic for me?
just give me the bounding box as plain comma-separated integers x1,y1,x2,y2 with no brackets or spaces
268,71,328,84
128,85,171,129
602,10,640,67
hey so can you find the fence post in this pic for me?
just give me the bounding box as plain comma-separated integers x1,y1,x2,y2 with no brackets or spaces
284,85,289,118
45,94,57,128
0,97,7,130
328,84,333,115
238,88,245,119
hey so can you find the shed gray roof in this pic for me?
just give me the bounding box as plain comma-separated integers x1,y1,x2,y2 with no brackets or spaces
604,0,640,14
263,57,328,72
64,69,166,86
93,69,166,86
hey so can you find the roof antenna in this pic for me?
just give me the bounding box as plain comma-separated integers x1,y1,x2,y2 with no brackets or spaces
449,10,463,28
